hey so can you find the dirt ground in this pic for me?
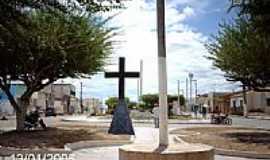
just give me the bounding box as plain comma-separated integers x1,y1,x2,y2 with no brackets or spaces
171,126,270,154
0,122,129,149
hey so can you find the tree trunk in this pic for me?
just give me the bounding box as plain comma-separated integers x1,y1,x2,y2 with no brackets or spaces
16,98,30,131
242,86,248,118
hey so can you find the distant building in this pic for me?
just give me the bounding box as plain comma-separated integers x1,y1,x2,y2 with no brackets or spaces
83,98,102,114
0,84,26,115
230,90,270,114
197,90,270,115
0,83,79,115
197,92,231,114
33,83,78,114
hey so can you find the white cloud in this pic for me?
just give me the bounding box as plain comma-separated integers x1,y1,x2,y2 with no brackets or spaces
60,0,237,101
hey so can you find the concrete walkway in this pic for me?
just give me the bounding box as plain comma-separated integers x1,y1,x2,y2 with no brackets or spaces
74,127,259,160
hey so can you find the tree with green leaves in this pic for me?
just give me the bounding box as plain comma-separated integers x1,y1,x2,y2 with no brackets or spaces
206,16,270,116
208,0,270,116
140,94,185,111
229,0,270,34
105,97,130,114
0,11,115,131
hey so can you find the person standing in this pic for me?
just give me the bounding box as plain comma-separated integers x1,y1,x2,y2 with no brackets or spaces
202,105,207,119
152,103,159,128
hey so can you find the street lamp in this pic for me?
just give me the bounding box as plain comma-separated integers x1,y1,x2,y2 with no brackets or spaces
192,80,198,104
188,73,193,108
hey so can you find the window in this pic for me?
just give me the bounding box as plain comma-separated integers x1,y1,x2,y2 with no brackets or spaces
266,98,270,107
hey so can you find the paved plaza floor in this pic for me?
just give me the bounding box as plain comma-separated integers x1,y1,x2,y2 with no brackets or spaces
1,115,269,160
73,127,260,160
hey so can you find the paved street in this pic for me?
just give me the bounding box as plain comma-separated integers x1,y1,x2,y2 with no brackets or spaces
231,116,270,129
1,115,269,160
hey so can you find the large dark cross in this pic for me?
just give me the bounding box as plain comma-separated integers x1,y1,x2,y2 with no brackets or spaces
104,57,140,135
105,57,140,99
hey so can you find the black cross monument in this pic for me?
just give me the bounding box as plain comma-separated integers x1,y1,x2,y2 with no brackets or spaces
105,57,140,135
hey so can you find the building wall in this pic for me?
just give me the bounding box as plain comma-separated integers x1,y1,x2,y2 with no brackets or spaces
83,98,100,115
0,83,78,115
230,91,270,114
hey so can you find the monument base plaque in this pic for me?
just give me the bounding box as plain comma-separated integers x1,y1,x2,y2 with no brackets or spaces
108,100,135,135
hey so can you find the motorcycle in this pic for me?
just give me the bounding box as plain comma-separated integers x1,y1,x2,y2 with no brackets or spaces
24,111,47,130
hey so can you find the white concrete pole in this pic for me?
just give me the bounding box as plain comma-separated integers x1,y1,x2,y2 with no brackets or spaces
189,73,193,108
186,78,188,107
137,79,140,102
157,0,168,146
193,80,197,104
177,80,180,107
140,60,143,98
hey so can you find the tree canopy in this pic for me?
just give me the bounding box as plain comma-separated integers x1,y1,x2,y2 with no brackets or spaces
140,94,185,110
105,97,130,114
206,0,270,91
230,0,270,34
0,9,116,130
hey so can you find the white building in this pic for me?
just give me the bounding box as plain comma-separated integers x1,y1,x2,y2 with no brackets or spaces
83,98,108,115
33,83,78,114
230,90,270,114
0,83,79,115
83,98,100,115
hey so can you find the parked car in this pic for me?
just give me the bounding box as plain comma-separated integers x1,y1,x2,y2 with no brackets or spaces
45,108,56,117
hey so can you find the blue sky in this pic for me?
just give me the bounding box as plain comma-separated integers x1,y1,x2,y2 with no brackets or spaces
60,0,240,102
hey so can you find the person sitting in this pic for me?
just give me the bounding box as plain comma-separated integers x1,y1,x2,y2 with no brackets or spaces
24,110,47,130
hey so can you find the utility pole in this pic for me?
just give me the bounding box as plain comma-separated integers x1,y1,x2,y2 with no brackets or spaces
80,82,83,114
186,78,188,110
189,73,193,109
157,0,168,146
193,80,198,104
177,80,180,107
140,60,143,99
137,79,140,102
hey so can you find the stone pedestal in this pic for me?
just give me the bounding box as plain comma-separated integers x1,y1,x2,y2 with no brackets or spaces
108,100,134,135
119,143,214,160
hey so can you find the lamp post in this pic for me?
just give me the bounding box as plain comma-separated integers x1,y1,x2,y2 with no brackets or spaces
80,82,83,114
186,78,188,110
188,73,194,110
177,80,180,107
193,80,198,104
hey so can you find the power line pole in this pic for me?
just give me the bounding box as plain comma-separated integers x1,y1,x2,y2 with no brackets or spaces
177,80,180,107
137,79,140,102
186,78,188,110
193,80,198,104
189,73,193,110
157,0,168,146
140,60,143,99
80,82,83,114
